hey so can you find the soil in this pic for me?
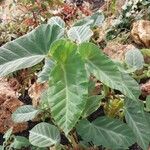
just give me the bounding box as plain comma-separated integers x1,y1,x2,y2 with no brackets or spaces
129,143,143,150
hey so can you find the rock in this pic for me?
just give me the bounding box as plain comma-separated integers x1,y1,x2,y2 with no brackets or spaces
140,80,150,96
103,42,136,61
0,78,28,133
131,20,150,48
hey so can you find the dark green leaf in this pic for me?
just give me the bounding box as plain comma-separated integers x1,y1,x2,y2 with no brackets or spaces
124,99,150,150
78,42,140,100
0,24,63,77
76,117,135,149
47,40,88,135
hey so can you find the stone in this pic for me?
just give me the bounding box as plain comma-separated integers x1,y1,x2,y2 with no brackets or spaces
131,20,150,48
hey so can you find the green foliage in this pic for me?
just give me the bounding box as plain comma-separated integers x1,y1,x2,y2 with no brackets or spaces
124,99,150,150
82,95,103,118
78,42,140,100
48,40,88,135
29,122,60,147
74,12,105,28
76,117,135,149
12,105,41,123
48,16,65,29
11,136,30,149
125,49,144,71
67,25,93,44
37,58,54,83
0,15,146,149
0,24,63,77
145,96,150,112
2,128,31,150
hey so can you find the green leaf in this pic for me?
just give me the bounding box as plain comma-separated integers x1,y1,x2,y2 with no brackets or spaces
29,122,60,148
11,136,30,149
76,117,135,149
37,58,55,83
145,96,150,111
48,16,65,29
0,24,63,77
47,40,88,135
67,25,93,44
89,12,105,27
78,42,140,100
124,99,150,150
83,95,103,118
12,105,41,123
125,49,144,70
74,12,105,27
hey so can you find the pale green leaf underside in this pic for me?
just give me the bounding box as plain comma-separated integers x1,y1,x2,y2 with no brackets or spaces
125,49,144,70
124,99,150,150
78,43,140,100
67,25,93,44
29,122,60,147
76,117,135,149
47,40,88,135
0,24,63,77
12,105,40,123
74,12,105,27
48,16,65,29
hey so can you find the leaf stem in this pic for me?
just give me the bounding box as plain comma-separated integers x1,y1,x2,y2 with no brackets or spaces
103,84,110,97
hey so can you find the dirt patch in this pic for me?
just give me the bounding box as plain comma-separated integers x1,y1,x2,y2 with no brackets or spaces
0,78,28,133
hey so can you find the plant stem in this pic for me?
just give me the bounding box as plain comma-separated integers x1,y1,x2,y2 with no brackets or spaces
68,133,79,150
103,84,109,97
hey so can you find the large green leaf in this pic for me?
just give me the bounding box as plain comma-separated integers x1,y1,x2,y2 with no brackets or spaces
78,42,140,100
76,117,135,149
47,40,88,135
124,99,150,150
29,122,60,148
67,25,93,44
0,24,63,77
12,105,41,123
